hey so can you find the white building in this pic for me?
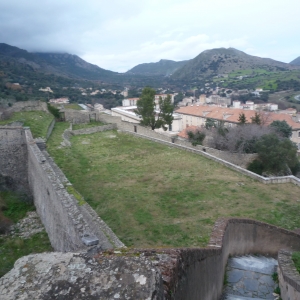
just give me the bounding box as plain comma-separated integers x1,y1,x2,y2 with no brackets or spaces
122,98,139,106
111,106,182,134
49,97,69,104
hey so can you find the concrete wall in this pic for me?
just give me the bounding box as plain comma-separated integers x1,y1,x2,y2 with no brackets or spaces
156,218,300,300
278,250,300,300
0,127,30,194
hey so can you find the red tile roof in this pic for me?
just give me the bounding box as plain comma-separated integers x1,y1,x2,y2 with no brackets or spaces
176,106,300,130
177,125,199,139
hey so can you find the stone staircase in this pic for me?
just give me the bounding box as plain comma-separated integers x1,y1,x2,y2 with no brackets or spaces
223,256,279,300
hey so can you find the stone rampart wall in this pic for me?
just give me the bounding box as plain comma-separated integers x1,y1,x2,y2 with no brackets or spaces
62,109,102,124
278,250,300,300
156,218,300,299
0,127,30,194
5,101,47,115
24,128,124,252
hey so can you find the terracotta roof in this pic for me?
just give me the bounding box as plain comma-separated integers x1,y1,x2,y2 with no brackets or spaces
176,105,300,130
178,125,199,139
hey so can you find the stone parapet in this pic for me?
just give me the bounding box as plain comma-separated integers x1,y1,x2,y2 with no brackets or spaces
278,250,300,300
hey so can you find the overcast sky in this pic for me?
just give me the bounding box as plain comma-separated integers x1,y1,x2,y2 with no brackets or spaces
0,0,299,72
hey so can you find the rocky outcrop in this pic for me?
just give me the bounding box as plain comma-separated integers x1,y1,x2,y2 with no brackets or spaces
0,251,163,300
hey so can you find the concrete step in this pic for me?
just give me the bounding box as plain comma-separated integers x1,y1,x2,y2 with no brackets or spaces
226,295,265,300
228,256,278,275
224,256,278,300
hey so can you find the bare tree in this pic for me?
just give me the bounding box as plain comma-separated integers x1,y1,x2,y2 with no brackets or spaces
205,124,275,153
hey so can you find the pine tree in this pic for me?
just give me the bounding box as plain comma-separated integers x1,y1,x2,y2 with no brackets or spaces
251,112,261,125
238,113,247,124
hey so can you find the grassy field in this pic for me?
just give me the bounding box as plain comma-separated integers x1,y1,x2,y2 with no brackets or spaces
0,192,53,277
47,122,300,248
52,103,83,110
0,111,54,138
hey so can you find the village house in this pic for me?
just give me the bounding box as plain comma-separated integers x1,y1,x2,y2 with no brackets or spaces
122,98,139,106
176,105,300,148
39,87,53,93
49,97,69,104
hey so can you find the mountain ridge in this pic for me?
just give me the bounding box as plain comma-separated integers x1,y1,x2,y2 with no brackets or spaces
171,47,299,80
0,43,118,80
290,56,300,66
126,58,189,76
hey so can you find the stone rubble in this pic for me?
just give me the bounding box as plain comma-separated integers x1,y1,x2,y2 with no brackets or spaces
9,211,45,239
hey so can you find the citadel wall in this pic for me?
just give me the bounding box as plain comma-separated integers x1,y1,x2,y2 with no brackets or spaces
0,125,123,252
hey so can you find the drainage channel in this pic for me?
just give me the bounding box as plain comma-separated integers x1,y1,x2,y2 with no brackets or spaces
222,256,279,300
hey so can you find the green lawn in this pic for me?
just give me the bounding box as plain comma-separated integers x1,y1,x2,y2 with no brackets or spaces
52,103,83,110
0,111,54,138
47,122,300,248
0,192,53,277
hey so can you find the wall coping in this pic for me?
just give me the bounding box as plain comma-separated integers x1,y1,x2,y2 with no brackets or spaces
208,218,300,249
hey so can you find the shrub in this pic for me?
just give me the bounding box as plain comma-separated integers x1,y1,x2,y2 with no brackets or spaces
247,159,264,175
255,134,298,175
187,129,206,146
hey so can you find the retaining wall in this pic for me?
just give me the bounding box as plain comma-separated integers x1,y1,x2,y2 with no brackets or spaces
278,250,300,300
0,127,30,194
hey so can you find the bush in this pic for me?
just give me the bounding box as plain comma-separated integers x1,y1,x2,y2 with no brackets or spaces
247,159,264,175
270,120,292,138
187,129,206,146
255,134,298,176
